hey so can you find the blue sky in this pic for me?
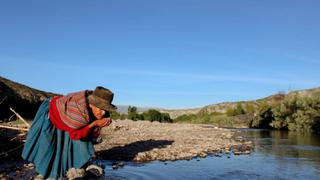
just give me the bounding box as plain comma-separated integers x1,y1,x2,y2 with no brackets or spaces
1,0,319,109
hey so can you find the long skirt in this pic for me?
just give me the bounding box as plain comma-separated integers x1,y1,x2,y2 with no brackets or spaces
21,98,95,179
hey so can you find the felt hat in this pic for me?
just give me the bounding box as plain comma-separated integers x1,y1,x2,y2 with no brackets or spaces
88,86,117,111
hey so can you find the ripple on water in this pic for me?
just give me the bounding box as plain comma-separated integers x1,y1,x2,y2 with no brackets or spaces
97,130,320,180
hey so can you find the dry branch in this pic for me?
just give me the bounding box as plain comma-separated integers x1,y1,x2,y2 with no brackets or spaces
0,125,29,131
9,107,30,127
0,96,7,104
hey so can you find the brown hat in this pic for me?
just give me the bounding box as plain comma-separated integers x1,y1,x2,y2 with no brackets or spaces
88,86,117,111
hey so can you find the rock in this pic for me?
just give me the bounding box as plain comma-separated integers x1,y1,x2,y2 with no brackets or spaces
118,162,125,167
34,174,44,180
244,150,251,155
112,161,126,170
27,163,34,168
214,154,222,157
92,136,103,144
198,152,207,158
234,151,241,155
86,164,104,177
66,168,85,180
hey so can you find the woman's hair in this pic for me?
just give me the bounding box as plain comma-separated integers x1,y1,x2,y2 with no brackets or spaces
103,111,111,118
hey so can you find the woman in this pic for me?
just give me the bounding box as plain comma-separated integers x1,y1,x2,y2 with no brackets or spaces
22,86,117,179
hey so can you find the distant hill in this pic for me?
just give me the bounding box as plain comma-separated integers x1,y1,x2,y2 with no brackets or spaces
0,76,155,120
1,75,319,121
161,87,320,118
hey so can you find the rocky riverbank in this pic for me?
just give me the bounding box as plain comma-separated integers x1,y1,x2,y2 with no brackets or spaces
0,120,252,179
96,120,252,162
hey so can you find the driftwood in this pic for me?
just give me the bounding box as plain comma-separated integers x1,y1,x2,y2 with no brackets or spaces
0,105,29,159
9,107,30,128
0,125,29,131
0,107,29,133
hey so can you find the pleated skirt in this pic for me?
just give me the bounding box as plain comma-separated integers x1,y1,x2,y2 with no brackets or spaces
21,98,94,179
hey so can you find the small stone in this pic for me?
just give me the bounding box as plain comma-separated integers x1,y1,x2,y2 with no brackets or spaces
66,168,85,179
112,161,126,170
118,162,125,167
86,164,104,177
244,150,251,155
34,174,44,180
234,151,241,155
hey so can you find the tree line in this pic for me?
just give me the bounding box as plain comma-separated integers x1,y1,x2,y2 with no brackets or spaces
110,106,172,123
109,90,320,134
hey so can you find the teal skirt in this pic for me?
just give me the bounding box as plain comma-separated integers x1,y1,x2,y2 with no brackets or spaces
21,98,95,179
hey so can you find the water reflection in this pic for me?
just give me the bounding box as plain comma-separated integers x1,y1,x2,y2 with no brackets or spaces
242,130,320,165
100,130,320,180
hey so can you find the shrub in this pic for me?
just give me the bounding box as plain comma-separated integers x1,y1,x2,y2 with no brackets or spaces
142,109,172,122
249,102,273,128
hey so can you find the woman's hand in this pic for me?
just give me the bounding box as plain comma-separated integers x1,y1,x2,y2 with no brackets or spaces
89,118,112,128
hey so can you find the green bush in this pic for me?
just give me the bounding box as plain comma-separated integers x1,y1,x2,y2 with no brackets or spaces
110,111,121,119
271,95,320,133
250,106,274,128
244,103,255,114
142,109,172,123
251,94,320,133
128,106,143,120
226,103,245,116
226,108,236,116
173,114,197,123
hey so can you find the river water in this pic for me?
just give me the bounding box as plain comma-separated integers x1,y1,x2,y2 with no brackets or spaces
99,129,320,180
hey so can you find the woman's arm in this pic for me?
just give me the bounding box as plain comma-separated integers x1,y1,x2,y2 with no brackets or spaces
69,118,112,140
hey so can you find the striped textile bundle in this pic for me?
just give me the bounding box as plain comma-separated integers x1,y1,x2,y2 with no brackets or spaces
55,90,91,129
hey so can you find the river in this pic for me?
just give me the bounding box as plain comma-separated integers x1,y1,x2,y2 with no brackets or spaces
97,129,320,179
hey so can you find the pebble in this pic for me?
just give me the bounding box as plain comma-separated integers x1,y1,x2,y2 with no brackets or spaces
112,161,125,169
86,164,104,177
66,168,85,179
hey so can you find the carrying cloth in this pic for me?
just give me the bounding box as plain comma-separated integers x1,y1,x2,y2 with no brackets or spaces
55,90,91,130
22,98,94,179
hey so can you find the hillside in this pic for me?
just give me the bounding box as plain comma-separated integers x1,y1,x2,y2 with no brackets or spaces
1,76,319,122
0,76,58,120
161,88,320,119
